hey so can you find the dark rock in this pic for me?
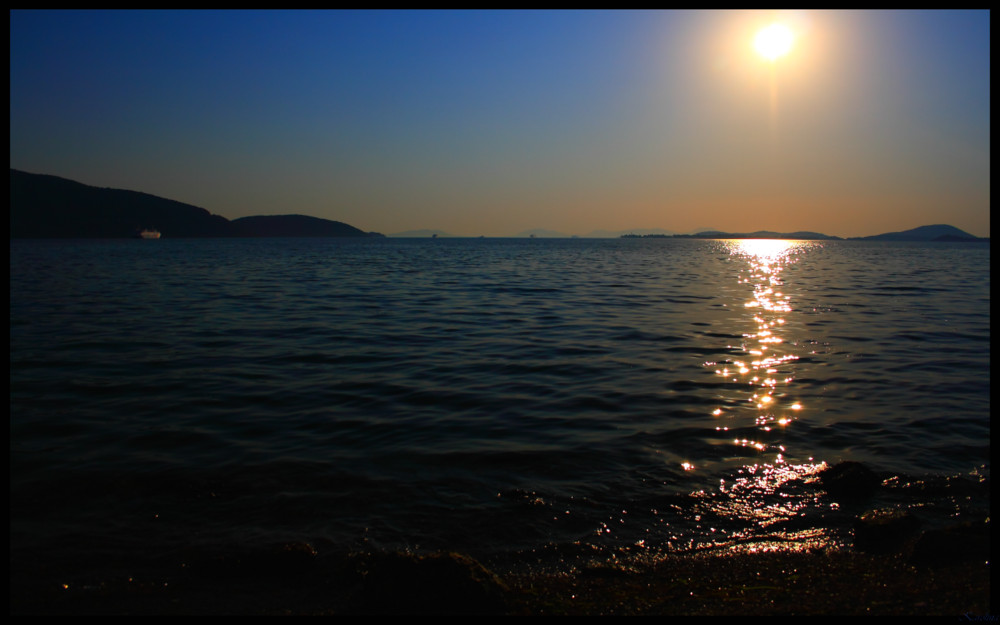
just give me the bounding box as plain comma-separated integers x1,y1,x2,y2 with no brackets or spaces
819,461,881,501
352,551,509,615
853,508,921,554
911,519,991,566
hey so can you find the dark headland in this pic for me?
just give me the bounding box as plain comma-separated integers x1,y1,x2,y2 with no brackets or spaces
9,169,383,239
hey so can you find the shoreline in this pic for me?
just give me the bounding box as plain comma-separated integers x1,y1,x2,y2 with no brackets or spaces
503,547,991,616
12,462,990,615
11,542,990,616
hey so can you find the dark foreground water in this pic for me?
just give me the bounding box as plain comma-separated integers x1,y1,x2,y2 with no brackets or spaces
10,237,990,585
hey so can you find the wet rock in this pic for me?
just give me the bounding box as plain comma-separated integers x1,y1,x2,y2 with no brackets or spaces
819,461,881,501
911,519,991,566
352,551,509,615
893,474,991,498
853,508,921,554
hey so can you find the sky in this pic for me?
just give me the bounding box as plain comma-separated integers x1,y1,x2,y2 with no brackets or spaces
9,10,991,237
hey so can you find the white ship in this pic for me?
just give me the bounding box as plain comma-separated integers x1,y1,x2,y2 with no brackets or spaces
137,229,161,239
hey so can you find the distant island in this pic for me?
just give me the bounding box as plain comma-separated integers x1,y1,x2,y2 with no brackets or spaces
389,229,456,238
667,230,841,240
10,169,383,239
847,224,987,242
624,224,986,242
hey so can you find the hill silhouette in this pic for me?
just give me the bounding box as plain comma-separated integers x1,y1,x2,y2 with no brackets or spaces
10,169,232,238
850,224,984,242
230,214,374,237
10,169,379,238
671,230,841,240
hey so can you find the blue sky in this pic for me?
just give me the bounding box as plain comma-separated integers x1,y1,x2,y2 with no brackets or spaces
10,10,990,236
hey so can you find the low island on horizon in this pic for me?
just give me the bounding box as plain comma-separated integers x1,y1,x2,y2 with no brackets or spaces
9,169,988,242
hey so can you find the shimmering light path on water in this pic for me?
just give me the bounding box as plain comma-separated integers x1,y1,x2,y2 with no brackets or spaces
692,240,827,549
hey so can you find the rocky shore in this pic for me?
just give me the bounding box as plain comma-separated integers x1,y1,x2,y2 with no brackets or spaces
10,545,990,616
503,548,990,616
11,463,990,615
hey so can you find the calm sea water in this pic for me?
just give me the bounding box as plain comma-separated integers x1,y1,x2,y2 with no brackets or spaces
10,237,990,581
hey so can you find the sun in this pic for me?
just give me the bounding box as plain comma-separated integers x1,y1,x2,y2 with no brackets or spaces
754,23,794,61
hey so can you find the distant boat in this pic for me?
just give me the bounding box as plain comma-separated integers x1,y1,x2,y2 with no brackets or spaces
137,229,161,239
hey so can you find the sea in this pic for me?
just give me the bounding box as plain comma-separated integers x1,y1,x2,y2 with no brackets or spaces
10,236,991,587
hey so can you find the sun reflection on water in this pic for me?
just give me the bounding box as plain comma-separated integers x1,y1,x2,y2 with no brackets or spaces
711,240,811,438
696,239,830,545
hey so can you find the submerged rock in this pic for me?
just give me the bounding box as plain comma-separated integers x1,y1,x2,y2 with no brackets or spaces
351,551,509,615
819,461,881,501
853,509,921,554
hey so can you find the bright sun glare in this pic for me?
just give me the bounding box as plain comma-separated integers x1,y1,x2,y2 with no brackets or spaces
754,23,794,61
